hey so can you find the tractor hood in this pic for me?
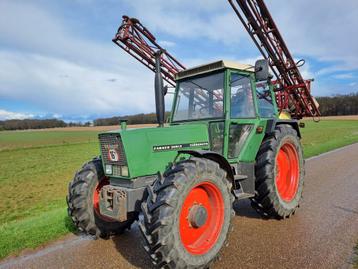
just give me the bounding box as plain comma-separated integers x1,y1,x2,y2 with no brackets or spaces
98,123,210,179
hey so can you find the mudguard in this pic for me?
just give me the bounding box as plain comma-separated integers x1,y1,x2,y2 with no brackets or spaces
265,119,302,138
177,150,234,180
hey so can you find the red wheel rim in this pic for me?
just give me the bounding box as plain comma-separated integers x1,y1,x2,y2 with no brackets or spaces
93,178,115,222
275,142,300,202
179,182,224,255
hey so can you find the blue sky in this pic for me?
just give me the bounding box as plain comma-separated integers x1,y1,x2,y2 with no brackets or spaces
0,0,357,122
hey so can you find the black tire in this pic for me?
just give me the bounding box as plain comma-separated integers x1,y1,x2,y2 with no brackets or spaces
251,124,304,219
67,157,137,238
139,157,233,269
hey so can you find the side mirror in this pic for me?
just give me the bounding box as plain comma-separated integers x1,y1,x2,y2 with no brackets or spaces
255,59,272,81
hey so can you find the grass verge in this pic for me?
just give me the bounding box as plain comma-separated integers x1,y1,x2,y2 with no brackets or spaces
300,120,358,158
0,142,98,224
0,208,75,260
0,130,99,151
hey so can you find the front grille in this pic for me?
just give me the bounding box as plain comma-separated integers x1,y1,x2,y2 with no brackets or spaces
99,133,127,176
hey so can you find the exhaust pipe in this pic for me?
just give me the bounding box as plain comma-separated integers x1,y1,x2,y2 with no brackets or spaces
154,50,165,127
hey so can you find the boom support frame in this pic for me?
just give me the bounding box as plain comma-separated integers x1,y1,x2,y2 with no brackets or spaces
228,0,320,119
113,4,320,120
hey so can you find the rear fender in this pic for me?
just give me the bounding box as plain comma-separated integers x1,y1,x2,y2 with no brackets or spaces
265,119,301,138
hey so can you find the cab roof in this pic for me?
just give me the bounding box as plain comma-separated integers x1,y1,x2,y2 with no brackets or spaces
175,60,254,80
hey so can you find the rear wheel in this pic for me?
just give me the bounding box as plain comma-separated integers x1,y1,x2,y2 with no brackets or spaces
251,124,304,219
139,157,233,268
67,157,137,238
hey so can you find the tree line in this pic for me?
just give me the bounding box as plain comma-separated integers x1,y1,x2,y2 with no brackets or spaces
93,112,171,126
316,93,358,116
0,119,91,131
93,93,358,125
0,93,356,131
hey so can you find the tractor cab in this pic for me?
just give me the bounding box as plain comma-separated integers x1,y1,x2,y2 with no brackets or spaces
172,60,277,122
171,60,278,159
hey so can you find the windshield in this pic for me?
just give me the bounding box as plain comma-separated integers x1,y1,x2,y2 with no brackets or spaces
172,72,224,122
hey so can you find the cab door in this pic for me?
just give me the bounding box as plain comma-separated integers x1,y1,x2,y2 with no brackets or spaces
223,71,265,163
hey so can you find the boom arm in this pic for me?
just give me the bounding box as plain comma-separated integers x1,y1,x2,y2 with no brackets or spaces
112,16,185,87
228,0,320,119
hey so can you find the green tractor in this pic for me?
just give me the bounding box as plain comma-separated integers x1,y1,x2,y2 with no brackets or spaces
67,59,304,267
67,1,320,268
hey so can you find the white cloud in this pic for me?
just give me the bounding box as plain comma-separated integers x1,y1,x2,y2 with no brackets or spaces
159,40,176,47
0,50,156,116
122,0,247,45
0,1,125,71
299,63,314,80
334,73,355,80
0,109,34,120
0,1,169,118
266,0,358,70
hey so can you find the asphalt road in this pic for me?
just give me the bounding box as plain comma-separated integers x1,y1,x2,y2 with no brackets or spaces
1,143,358,269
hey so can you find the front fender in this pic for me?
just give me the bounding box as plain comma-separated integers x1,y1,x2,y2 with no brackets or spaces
177,150,234,180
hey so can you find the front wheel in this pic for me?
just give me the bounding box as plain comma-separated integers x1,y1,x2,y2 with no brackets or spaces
66,157,137,238
251,124,304,219
139,157,233,268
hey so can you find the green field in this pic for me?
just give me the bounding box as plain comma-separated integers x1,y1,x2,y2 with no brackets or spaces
0,120,358,260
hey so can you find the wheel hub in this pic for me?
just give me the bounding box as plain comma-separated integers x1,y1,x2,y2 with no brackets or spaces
188,204,208,228
275,142,300,202
179,182,225,255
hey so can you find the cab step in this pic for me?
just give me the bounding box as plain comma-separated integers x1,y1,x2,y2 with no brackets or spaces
233,174,255,200
234,174,248,181
233,189,255,200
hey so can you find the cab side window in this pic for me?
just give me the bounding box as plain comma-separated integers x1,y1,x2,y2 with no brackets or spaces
256,81,275,118
230,74,256,118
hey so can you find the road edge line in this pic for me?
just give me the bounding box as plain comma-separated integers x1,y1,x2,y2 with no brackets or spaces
306,142,358,161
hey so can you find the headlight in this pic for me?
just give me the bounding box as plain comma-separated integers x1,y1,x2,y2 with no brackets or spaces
105,165,113,174
121,166,129,177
